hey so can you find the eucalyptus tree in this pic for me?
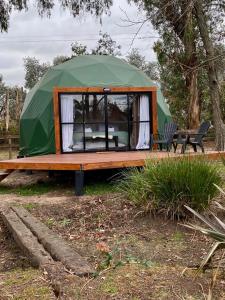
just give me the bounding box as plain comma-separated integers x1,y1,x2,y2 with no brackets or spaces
193,0,225,149
24,57,50,89
131,0,225,149
0,0,112,32
127,48,159,81
130,0,201,129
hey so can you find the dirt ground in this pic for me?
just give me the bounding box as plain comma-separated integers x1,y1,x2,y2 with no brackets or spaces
0,169,225,300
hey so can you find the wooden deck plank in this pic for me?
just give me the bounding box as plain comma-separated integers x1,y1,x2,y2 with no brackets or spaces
0,151,224,171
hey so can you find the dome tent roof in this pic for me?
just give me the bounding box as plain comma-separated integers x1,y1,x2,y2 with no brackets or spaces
20,55,171,156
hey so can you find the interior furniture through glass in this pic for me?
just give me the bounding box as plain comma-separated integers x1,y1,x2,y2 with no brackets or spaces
59,93,152,153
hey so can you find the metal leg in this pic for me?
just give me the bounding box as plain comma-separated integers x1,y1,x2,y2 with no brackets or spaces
48,170,54,178
199,142,204,153
181,143,186,154
74,170,84,196
166,144,171,152
173,142,177,153
193,144,197,152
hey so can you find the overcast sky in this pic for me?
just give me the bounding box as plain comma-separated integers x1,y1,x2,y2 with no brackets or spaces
0,0,158,86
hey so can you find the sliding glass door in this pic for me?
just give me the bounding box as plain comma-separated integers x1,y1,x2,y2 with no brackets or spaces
59,93,151,153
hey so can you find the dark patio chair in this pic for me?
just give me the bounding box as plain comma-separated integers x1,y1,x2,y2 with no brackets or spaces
152,122,178,151
174,121,211,153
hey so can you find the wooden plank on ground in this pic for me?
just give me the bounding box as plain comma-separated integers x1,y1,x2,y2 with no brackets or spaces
1,208,54,267
12,206,94,276
1,208,86,298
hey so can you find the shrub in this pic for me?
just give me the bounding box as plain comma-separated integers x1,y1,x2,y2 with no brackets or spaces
117,168,151,206
184,199,225,271
119,158,221,218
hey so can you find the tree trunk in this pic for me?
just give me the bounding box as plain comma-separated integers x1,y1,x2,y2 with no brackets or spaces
5,90,9,133
194,0,225,150
182,2,200,129
16,88,20,121
186,66,200,129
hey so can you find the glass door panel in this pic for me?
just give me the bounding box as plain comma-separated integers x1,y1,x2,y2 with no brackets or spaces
85,123,106,150
107,94,128,150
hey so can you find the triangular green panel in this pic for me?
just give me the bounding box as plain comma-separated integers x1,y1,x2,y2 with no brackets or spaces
19,55,172,156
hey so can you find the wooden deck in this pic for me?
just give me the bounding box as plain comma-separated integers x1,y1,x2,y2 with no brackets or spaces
0,150,224,172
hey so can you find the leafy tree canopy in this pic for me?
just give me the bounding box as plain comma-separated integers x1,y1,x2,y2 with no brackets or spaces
24,57,50,89
0,0,113,32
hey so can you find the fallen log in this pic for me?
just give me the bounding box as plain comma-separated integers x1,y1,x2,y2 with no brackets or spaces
1,208,82,298
1,208,54,267
11,206,93,276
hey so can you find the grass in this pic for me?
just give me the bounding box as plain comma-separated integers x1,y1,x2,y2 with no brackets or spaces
0,182,57,196
85,182,115,195
22,202,39,210
0,180,116,197
2,268,53,299
118,158,222,218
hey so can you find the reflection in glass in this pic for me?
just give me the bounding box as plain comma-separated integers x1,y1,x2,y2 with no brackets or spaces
85,123,106,150
107,95,128,122
84,95,105,123
108,123,128,149
60,93,151,152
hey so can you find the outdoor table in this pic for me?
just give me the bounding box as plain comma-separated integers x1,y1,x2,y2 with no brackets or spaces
174,129,196,153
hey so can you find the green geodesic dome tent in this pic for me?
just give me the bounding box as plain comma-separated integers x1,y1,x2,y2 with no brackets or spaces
19,55,172,157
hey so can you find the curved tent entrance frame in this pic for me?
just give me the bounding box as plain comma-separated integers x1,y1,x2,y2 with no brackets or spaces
53,87,158,155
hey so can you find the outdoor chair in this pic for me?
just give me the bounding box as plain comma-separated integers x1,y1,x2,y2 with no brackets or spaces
174,121,211,154
152,122,177,151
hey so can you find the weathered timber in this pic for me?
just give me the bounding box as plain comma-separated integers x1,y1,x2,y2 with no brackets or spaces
1,209,54,267
1,208,80,298
0,169,14,182
12,206,93,276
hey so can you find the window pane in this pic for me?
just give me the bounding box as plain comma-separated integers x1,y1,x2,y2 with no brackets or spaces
107,95,128,122
130,122,150,150
128,94,139,122
70,124,84,151
60,94,82,123
61,124,75,152
84,95,105,122
108,123,128,149
84,123,106,150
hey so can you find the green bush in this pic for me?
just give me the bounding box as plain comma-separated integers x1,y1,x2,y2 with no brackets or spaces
118,168,151,206
119,158,221,218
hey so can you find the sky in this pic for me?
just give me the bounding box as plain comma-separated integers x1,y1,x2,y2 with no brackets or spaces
0,0,159,86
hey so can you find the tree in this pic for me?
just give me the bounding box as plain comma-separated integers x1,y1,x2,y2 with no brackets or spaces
0,0,112,32
24,57,50,89
127,48,159,81
71,42,88,57
130,0,225,149
194,0,225,150
130,0,201,129
0,75,25,132
91,32,121,56
53,55,70,66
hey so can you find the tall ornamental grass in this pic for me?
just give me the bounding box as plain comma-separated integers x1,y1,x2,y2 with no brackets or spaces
118,158,221,218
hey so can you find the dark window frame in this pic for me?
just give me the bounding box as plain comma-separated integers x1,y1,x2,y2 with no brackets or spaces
59,92,152,153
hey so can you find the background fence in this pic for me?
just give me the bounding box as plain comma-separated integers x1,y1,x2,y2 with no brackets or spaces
0,135,19,159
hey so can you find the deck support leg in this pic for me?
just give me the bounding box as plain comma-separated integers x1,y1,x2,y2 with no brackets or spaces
74,170,84,196
48,170,54,178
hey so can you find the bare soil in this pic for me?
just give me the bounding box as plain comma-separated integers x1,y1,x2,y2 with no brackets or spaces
0,176,225,299
0,150,225,299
